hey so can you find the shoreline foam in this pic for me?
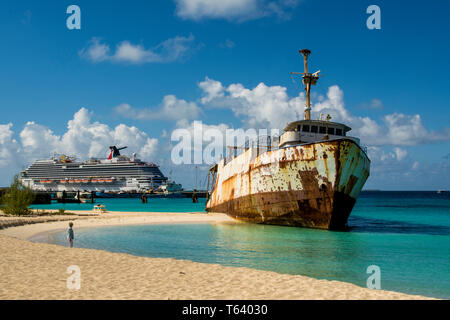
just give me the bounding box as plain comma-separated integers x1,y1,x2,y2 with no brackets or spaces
0,211,436,300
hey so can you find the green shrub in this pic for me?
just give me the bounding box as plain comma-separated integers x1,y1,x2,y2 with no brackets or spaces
1,174,36,216
58,208,66,215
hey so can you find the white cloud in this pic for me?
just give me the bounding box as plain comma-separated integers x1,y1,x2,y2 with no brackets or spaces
367,146,390,162
3,108,159,171
0,124,20,168
198,77,450,147
313,85,351,121
20,122,61,160
393,147,407,161
199,77,304,129
115,95,203,122
368,146,400,162
79,34,196,64
228,82,304,129
176,119,230,136
79,38,110,62
367,146,410,177
59,108,158,160
359,98,383,110
112,124,158,160
174,0,300,21
199,77,225,104
310,86,450,146
172,119,230,161
380,113,449,146
154,34,198,62
0,111,159,185
113,41,158,63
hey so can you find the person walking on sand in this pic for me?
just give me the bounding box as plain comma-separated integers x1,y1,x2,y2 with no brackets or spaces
67,222,74,248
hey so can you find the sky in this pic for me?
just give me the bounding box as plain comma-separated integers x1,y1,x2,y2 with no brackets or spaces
0,0,449,190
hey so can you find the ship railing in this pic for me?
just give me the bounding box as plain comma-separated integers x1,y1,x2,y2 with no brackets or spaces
225,135,281,163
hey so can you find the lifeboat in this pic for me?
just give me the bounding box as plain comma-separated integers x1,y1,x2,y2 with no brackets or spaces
40,180,46,183
105,179,113,183
68,180,75,184
82,179,90,183
60,180,67,183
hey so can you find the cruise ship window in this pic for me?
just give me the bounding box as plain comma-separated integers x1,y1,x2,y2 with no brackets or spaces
328,127,335,135
302,125,310,132
336,128,343,136
311,125,318,133
319,126,326,134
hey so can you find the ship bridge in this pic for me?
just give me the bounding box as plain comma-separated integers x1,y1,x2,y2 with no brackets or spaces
279,49,361,148
279,119,360,148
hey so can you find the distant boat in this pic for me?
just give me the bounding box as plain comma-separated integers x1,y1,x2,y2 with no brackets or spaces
157,180,184,195
437,190,446,194
20,145,168,192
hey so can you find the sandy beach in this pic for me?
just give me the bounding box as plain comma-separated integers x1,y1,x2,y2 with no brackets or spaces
0,211,434,300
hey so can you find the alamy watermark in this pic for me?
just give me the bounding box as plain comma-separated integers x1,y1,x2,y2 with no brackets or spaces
366,265,381,289
170,121,280,165
66,5,81,30
66,265,81,290
64,5,380,31
366,5,381,30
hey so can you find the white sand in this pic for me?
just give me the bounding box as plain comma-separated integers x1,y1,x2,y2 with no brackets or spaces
0,211,434,300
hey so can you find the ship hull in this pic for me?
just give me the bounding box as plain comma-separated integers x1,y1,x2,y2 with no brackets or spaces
20,159,168,193
206,139,370,230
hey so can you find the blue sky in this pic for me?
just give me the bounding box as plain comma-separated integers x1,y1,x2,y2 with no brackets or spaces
0,0,449,190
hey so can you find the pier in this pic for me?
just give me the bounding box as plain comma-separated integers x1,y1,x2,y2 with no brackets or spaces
26,189,207,205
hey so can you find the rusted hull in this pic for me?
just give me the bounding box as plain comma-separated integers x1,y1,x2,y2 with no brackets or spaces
206,139,370,230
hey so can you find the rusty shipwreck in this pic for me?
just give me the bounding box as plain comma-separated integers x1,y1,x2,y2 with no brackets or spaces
205,49,370,230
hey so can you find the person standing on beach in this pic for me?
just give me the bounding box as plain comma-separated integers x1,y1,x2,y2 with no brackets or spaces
67,222,74,248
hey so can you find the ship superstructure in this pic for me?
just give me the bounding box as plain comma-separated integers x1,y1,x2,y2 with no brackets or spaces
20,146,168,192
205,50,370,230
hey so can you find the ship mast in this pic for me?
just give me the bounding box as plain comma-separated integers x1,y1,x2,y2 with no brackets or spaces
290,49,320,120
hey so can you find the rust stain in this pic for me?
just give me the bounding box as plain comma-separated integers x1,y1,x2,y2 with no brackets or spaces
206,139,370,230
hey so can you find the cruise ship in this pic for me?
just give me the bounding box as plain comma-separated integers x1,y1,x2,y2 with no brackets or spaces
20,146,168,192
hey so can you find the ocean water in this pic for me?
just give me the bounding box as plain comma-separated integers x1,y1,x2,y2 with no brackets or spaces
33,192,450,299
31,197,208,212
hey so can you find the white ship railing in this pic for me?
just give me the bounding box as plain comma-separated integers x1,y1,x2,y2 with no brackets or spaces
224,135,368,165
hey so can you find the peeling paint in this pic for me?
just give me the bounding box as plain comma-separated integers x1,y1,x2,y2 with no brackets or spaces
206,139,370,230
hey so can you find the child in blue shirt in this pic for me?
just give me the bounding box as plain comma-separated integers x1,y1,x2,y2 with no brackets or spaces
67,222,74,248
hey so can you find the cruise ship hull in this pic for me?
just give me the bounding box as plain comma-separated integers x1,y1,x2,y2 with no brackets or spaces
20,158,168,193
206,139,370,230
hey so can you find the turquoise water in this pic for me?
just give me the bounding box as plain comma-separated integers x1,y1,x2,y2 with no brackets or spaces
33,192,450,299
31,197,207,212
